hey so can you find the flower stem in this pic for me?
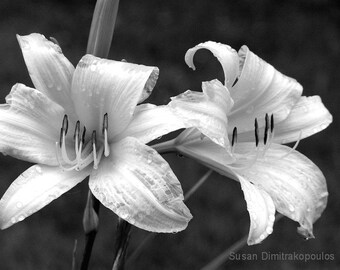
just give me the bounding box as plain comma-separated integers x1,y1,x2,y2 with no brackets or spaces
200,214,284,270
184,169,213,201
151,139,176,154
80,192,100,270
80,0,120,267
112,218,132,270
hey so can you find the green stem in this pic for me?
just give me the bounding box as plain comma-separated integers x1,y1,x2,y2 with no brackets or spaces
79,0,120,268
151,139,176,154
184,169,213,201
80,192,101,270
112,218,132,270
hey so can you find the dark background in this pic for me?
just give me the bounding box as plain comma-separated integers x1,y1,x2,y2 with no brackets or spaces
0,0,339,269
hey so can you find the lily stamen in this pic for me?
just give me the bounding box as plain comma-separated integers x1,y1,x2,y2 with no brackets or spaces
264,113,269,145
103,113,110,157
55,113,109,171
76,127,86,166
231,114,277,171
92,130,104,170
74,120,80,155
254,118,259,147
262,114,275,156
231,127,237,154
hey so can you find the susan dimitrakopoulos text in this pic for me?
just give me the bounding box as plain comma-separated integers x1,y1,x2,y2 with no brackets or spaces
229,252,334,262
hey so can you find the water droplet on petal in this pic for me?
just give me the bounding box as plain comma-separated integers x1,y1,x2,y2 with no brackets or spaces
146,153,153,164
35,166,42,174
289,204,295,212
266,227,273,235
120,209,129,219
16,202,23,209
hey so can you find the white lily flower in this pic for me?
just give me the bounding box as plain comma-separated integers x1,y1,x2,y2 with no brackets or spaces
0,33,193,233
166,41,332,244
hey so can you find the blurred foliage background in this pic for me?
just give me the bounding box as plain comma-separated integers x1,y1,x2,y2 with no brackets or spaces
0,0,339,269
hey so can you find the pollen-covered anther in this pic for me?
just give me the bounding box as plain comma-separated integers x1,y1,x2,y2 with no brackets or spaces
254,118,259,147
264,113,269,145
231,126,237,154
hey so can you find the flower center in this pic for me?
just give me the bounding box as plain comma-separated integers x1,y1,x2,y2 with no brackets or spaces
230,114,301,171
55,113,110,171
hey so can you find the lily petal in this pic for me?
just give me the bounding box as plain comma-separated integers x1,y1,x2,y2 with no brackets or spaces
116,103,186,144
0,83,66,165
228,46,302,133
235,143,328,239
237,175,276,245
169,79,233,148
71,55,159,139
89,137,192,233
17,33,76,116
272,96,333,144
185,41,239,89
0,164,91,229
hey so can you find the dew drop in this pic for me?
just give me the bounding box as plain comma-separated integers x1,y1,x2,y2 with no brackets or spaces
147,153,153,164
16,202,23,209
266,227,273,235
18,215,25,222
120,209,129,219
35,166,42,174
11,217,17,224
288,204,295,212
